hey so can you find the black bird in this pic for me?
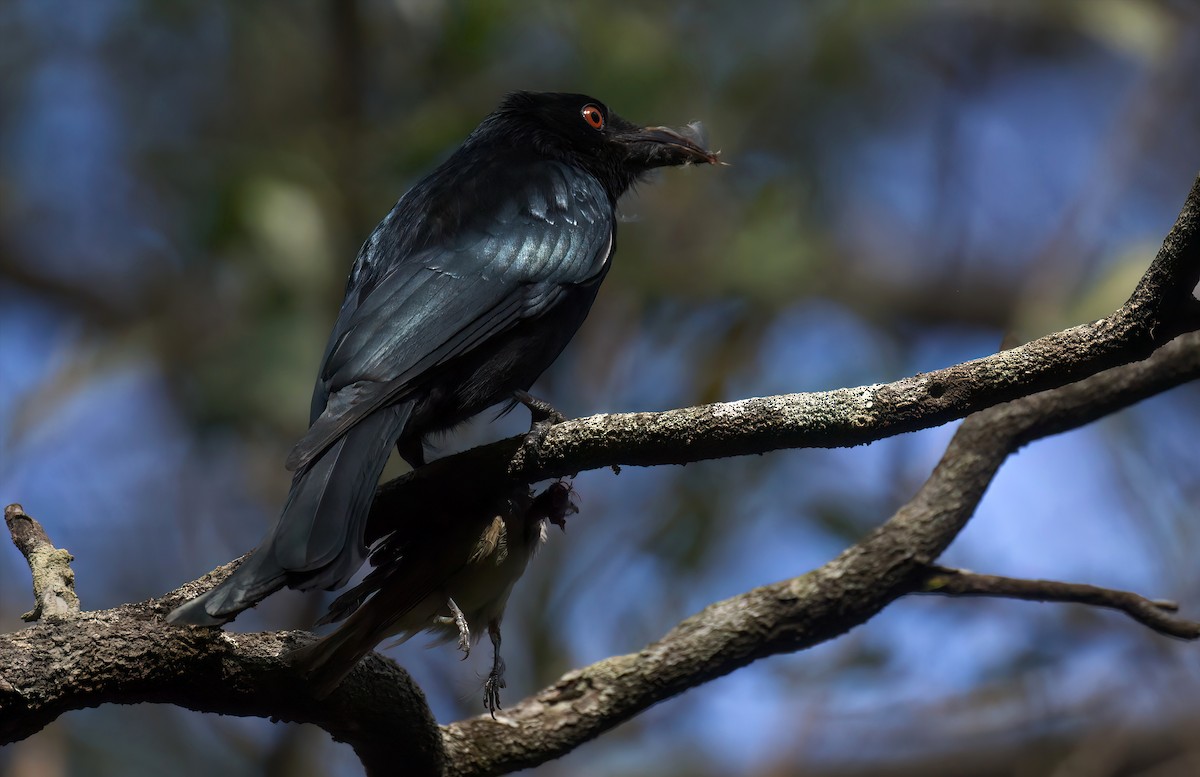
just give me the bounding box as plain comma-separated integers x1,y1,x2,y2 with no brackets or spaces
169,91,718,627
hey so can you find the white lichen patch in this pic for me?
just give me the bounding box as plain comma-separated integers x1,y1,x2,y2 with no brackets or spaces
707,397,755,418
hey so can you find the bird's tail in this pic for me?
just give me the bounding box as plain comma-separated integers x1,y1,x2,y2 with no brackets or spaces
286,602,409,698
168,401,414,626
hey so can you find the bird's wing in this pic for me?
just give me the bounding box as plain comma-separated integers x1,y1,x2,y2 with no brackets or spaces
316,507,494,629
286,161,613,472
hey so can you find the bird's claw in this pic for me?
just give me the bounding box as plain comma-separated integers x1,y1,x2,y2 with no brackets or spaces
518,418,555,468
509,391,566,473
484,625,506,718
447,597,470,659
484,668,506,717
513,389,566,425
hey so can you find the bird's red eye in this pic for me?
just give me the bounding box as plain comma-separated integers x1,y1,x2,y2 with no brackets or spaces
581,105,605,130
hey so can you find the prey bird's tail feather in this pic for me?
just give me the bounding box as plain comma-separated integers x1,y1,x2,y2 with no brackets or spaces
287,588,422,698
168,401,414,626
287,612,380,698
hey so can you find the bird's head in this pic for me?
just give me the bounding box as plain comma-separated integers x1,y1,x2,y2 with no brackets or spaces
474,91,720,200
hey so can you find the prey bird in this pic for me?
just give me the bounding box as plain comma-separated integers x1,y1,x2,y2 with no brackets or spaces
290,479,579,709
169,91,717,701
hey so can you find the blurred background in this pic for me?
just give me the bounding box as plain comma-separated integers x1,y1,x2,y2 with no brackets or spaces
3,1,1200,775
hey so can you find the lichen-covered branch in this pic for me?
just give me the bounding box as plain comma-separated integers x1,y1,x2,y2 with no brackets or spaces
0,548,443,776
372,175,1200,521
440,329,1200,776
2,175,1199,777
4,504,80,621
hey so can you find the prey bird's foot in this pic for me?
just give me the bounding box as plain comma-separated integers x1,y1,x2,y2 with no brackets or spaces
447,597,471,658
512,390,565,472
484,620,506,717
484,660,507,718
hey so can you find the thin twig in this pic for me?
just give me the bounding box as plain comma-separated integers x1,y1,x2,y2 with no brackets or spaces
916,564,1200,639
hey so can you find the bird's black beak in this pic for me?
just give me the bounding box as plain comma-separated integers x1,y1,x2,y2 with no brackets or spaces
620,122,721,169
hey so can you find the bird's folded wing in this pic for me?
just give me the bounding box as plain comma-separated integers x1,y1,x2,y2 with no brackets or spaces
287,162,613,471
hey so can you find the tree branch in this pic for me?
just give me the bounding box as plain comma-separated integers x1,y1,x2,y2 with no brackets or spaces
3,175,1199,776
4,504,80,621
0,536,444,777
438,327,1200,775
916,564,1200,640
371,175,1200,530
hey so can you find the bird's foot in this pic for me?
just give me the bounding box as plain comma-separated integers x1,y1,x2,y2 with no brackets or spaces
484,619,506,718
445,597,471,658
512,390,565,472
484,658,507,718
513,389,567,425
